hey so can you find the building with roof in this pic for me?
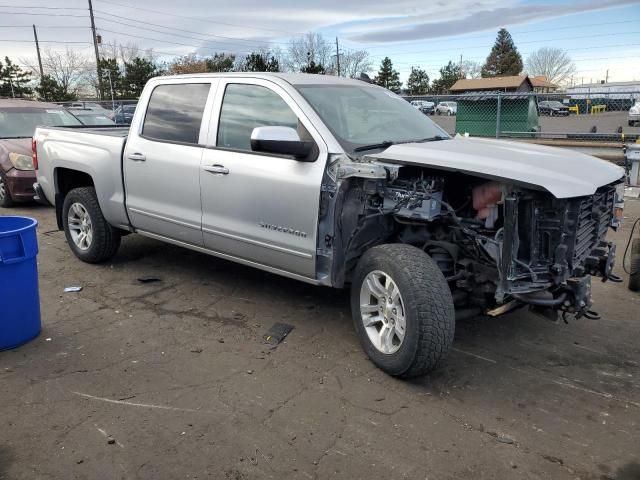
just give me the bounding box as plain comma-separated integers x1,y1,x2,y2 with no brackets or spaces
566,81,640,98
449,75,533,93
530,76,559,93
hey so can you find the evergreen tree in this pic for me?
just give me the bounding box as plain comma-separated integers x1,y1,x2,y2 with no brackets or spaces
122,57,158,98
205,53,235,72
374,57,402,93
36,75,76,102
241,52,280,72
430,61,461,94
0,57,32,97
301,60,325,74
481,28,523,77
97,58,122,99
406,66,429,95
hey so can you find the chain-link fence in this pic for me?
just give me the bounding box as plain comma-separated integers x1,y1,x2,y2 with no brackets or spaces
404,91,640,141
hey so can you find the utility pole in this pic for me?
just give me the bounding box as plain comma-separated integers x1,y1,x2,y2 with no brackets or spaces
32,25,44,82
88,0,102,99
459,54,463,77
335,37,340,77
605,69,609,83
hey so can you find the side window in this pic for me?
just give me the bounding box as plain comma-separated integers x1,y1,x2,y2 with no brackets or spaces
217,84,298,151
142,83,210,144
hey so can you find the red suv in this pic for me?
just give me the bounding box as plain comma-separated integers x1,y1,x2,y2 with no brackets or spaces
0,99,81,207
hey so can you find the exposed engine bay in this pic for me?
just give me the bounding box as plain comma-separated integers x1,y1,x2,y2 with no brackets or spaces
318,156,625,321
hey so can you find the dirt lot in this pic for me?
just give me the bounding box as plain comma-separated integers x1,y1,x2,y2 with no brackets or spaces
432,111,640,136
1,199,640,480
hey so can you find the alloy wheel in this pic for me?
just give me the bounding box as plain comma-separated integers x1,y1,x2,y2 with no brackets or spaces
67,202,93,250
359,270,407,355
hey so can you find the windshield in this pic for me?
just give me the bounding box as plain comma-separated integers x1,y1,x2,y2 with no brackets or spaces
0,107,81,138
545,101,564,107
296,84,449,154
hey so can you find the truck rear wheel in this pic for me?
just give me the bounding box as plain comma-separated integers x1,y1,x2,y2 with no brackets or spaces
351,244,455,378
62,186,121,263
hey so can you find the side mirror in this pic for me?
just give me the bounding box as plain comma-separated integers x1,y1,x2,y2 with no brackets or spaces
250,126,314,160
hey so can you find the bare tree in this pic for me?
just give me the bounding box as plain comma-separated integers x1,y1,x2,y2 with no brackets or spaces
23,47,92,97
460,60,482,79
287,32,332,72
525,47,576,85
333,49,373,78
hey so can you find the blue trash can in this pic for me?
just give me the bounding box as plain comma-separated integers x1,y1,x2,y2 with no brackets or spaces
0,216,41,350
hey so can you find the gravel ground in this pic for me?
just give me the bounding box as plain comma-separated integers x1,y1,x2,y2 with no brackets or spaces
431,111,640,136
1,199,640,480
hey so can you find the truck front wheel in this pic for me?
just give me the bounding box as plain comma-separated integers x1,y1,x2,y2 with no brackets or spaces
62,186,121,263
351,244,455,377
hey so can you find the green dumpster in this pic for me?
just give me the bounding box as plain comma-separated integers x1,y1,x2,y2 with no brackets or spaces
455,93,539,137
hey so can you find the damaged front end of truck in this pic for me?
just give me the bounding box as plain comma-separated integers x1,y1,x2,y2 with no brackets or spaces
317,139,625,323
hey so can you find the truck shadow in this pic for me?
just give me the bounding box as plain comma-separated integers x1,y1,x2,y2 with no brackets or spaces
111,235,625,388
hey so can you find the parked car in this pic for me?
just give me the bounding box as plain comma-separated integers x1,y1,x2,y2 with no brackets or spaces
67,102,109,113
435,101,457,115
34,73,624,378
538,100,569,116
410,100,435,115
68,108,116,126
108,104,136,125
0,99,81,207
629,100,640,126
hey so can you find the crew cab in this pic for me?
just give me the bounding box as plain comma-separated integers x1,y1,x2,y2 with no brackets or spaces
34,73,624,378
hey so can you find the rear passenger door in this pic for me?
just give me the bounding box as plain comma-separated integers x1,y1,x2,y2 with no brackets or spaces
124,80,216,245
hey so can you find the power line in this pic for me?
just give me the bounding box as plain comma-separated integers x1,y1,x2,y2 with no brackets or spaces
93,0,303,36
0,39,92,44
0,25,89,28
97,28,255,54
0,11,88,17
0,5,86,9
94,12,289,48
368,32,640,59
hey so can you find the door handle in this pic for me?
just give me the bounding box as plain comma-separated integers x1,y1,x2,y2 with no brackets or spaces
203,164,229,175
128,152,146,162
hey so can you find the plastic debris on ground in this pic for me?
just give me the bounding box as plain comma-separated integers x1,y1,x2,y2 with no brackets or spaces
263,323,294,346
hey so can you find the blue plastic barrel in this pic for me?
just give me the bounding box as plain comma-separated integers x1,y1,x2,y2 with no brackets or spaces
0,216,41,350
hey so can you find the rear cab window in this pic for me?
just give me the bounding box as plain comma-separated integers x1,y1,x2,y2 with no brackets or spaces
142,83,211,144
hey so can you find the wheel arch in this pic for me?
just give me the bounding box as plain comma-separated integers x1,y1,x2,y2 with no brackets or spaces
54,167,95,230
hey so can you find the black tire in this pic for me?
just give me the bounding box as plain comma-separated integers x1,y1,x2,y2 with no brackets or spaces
62,186,121,263
629,239,640,292
351,244,455,378
0,170,15,208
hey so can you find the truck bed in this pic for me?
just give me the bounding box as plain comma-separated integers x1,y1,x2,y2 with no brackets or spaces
34,125,131,230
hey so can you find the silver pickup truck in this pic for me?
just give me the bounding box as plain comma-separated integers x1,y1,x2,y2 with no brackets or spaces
34,73,624,378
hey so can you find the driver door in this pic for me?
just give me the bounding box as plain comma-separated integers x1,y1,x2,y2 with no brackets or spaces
199,79,327,278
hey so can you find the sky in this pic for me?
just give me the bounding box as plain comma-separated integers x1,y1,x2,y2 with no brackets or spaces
0,0,639,85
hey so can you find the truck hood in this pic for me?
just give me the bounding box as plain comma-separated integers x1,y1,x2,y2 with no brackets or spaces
366,136,624,198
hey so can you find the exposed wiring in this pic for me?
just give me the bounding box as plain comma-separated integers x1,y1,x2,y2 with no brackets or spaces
622,217,640,275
